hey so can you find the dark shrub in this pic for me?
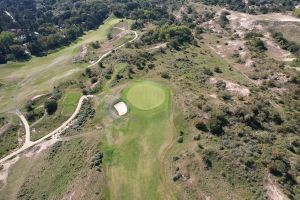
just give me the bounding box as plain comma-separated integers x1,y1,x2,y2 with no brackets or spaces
91,77,98,84
208,111,228,135
161,72,170,79
195,122,208,132
172,172,182,181
203,67,213,76
177,136,183,143
214,66,222,73
44,99,58,115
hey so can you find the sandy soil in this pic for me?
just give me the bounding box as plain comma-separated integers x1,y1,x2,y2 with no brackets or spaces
31,93,47,101
210,77,250,97
113,102,128,116
174,6,187,20
147,43,167,50
227,11,297,61
265,174,289,200
72,45,87,63
0,156,20,186
268,73,290,83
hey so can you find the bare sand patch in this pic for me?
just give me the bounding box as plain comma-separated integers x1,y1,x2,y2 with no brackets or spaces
113,102,128,116
265,174,289,200
0,156,20,187
227,11,297,61
210,77,250,97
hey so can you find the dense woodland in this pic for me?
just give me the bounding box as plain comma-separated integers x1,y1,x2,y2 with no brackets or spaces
0,0,182,64
0,0,110,63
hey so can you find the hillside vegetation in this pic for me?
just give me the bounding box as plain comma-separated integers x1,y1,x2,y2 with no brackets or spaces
0,1,300,200
201,0,300,13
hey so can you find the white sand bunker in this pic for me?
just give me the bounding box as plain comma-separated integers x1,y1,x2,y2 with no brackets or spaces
114,102,128,116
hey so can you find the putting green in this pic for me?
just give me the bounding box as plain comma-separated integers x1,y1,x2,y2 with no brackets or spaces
125,82,166,110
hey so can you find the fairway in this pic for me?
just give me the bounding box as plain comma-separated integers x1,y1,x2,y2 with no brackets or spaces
0,18,123,113
103,81,177,200
125,82,166,110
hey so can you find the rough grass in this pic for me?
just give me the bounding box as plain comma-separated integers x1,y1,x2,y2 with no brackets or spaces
0,18,123,113
0,126,19,158
61,91,82,116
30,90,79,141
104,63,127,91
268,22,300,45
0,115,21,159
0,138,86,200
102,81,177,200
124,81,166,110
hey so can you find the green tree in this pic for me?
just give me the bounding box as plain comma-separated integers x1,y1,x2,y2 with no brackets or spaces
10,44,29,60
44,99,58,115
0,32,14,49
293,8,300,18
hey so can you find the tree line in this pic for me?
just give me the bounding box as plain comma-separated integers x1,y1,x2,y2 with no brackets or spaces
0,0,109,63
0,0,184,64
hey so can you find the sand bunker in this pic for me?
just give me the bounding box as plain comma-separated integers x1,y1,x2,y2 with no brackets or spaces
114,102,128,116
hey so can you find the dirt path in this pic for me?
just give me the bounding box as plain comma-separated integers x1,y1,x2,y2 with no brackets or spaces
0,28,139,165
15,110,31,146
265,174,289,200
87,28,138,68
30,94,47,101
0,95,93,164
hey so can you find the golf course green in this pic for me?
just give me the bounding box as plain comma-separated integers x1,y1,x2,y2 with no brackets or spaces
124,81,166,110
103,81,177,200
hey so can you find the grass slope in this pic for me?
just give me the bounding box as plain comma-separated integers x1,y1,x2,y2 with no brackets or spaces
30,90,80,141
0,18,122,113
0,138,90,200
103,81,177,200
61,91,82,116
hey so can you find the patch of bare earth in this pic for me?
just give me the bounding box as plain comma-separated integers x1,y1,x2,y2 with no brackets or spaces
147,42,167,50
268,73,290,83
73,45,88,63
210,77,250,97
265,173,289,200
227,11,297,61
173,6,187,20
0,156,20,189
262,34,295,62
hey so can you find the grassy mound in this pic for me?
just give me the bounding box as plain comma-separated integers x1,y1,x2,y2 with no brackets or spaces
124,81,166,110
